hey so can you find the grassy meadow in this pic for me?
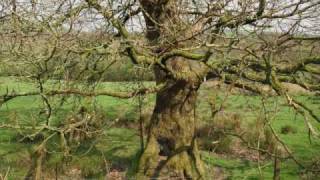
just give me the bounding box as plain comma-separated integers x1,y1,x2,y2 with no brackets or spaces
0,76,320,179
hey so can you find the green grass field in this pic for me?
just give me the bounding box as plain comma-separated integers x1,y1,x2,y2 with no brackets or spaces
0,76,320,179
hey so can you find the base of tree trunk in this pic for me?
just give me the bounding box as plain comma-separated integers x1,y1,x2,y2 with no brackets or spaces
137,136,205,179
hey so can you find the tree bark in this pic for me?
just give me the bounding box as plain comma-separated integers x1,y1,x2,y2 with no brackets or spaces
137,1,207,178
137,65,205,179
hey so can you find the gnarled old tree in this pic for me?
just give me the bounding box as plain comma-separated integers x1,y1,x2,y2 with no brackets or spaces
1,0,320,179
83,0,320,178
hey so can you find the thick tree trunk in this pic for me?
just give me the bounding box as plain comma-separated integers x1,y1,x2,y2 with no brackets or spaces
137,1,208,178
137,66,205,179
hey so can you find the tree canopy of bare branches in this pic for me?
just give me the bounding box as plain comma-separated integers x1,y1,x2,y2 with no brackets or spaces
1,0,320,179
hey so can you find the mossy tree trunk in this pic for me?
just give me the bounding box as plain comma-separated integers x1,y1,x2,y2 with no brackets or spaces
137,66,205,179
137,1,208,178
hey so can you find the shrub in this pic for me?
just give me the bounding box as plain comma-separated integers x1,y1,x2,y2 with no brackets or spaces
197,111,242,153
244,118,278,153
61,106,107,148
